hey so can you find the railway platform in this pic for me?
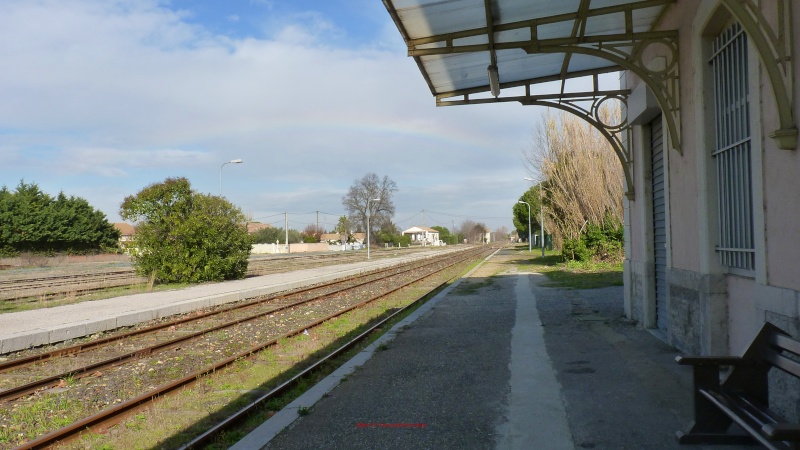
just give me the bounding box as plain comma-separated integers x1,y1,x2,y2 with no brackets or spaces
0,250,453,355
233,250,751,450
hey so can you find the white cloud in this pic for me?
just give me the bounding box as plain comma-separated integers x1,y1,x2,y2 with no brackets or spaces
0,0,545,230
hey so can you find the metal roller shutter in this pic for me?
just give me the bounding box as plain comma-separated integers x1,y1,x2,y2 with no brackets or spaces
650,116,668,332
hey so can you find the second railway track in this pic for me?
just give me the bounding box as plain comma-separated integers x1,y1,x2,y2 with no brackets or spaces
0,248,439,302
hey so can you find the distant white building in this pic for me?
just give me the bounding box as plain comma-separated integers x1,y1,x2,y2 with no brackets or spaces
401,226,441,246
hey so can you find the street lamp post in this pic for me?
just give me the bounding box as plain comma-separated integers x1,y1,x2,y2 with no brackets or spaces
367,197,380,259
524,177,546,257
219,159,243,196
518,201,531,252
539,187,545,257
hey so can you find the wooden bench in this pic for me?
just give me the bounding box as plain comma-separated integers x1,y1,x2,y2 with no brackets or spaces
676,322,800,449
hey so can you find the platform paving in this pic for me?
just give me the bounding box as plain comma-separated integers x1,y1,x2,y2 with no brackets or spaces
0,250,454,355
234,250,755,450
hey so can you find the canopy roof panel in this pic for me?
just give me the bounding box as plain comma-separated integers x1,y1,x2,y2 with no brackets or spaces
383,0,673,100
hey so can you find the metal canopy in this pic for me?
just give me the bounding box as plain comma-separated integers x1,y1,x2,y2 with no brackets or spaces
384,0,679,199
384,0,798,154
383,0,672,101
384,0,674,99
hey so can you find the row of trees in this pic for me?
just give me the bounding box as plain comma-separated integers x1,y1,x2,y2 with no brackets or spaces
3,172,491,285
249,219,490,247
0,181,120,256
515,106,625,262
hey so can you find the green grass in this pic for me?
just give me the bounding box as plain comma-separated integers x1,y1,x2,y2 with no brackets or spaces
514,249,623,289
0,394,83,443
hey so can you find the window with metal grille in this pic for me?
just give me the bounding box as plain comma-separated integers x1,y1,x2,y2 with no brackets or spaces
710,22,755,271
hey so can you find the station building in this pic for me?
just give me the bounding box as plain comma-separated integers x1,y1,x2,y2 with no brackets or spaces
383,0,800,358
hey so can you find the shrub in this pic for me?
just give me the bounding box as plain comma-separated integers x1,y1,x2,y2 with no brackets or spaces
561,216,624,263
562,238,592,262
120,178,251,284
378,232,411,247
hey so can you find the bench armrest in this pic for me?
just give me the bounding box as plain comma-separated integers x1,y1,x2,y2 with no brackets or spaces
675,355,745,366
763,424,800,441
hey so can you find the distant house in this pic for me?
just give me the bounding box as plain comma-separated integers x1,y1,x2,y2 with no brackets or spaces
321,233,352,244
246,222,271,234
112,223,135,254
402,226,441,246
112,223,135,242
351,233,366,244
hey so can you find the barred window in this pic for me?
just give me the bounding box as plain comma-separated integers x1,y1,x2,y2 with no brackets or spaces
710,22,754,271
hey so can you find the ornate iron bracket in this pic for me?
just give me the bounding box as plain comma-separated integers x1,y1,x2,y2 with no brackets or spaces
439,88,635,199
413,31,682,155
721,0,796,150
530,34,681,155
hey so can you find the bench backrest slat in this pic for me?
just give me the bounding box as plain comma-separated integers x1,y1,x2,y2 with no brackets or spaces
769,333,800,357
763,347,800,378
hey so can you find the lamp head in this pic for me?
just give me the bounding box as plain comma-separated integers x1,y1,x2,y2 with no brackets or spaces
230,159,243,164
487,65,500,97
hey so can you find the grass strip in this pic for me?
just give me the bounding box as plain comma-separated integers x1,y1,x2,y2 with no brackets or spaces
513,247,623,289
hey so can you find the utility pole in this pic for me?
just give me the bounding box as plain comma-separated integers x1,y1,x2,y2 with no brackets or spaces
284,212,289,254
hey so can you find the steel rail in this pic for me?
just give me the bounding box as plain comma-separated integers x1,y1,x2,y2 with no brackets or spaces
0,248,463,372
13,246,491,450
0,250,474,402
0,252,434,374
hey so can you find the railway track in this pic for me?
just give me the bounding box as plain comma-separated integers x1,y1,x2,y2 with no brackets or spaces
0,248,437,301
0,246,495,449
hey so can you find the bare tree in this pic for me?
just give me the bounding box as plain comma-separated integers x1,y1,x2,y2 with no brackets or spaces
302,224,325,242
525,106,624,248
342,173,398,243
457,220,476,244
457,220,489,244
491,226,509,243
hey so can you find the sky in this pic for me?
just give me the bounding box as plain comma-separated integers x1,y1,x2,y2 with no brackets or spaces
0,0,615,234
